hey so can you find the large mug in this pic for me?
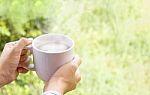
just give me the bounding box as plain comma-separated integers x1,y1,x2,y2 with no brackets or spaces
24,33,74,81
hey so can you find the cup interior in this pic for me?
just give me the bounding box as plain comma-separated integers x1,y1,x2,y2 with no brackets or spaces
32,34,74,53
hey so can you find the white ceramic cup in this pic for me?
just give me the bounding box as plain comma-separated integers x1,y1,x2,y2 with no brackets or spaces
27,33,74,81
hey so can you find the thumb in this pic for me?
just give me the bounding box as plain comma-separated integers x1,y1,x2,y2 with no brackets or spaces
15,38,32,50
75,68,81,82
72,55,82,70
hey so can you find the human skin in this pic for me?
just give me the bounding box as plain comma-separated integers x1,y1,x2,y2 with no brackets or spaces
44,55,81,95
0,38,32,87
0,38,82,95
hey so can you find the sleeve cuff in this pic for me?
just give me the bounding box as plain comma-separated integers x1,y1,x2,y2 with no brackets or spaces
42,91,61,95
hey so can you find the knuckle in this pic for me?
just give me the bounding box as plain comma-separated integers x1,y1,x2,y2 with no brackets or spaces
19,38,29,46
76,55,81,62
20,37,26,41
5,43,11,47
70,64,77,72
19,38,26,44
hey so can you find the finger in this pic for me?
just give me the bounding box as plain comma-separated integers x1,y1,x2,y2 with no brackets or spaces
21,49,28,55
17,67,29,73
19,57,30,67
72,55,81,69
15,38,32,50
20,54,28,62
7,41,17,46
5,41,18,48
75,68,81,83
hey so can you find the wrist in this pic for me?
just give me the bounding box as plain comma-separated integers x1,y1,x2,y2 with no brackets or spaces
44,77,66,95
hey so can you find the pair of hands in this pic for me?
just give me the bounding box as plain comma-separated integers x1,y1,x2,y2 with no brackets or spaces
0,38,81,94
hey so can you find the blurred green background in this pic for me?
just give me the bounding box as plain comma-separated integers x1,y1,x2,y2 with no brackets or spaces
0,0,150,95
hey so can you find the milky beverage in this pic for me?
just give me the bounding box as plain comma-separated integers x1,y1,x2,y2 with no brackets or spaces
24,34,74,81
37,41,70,52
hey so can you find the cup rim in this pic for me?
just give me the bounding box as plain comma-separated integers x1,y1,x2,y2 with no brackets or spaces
32,33,74,54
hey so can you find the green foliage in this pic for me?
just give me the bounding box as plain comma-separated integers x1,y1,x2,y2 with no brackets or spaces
1,0,150,95
0,16,43,51
0,0,62,50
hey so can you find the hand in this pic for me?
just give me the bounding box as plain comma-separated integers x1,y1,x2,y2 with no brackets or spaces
0,38,32,87
44,55,81,95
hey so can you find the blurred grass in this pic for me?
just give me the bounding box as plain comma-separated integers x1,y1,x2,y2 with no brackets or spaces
0,0,150,95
